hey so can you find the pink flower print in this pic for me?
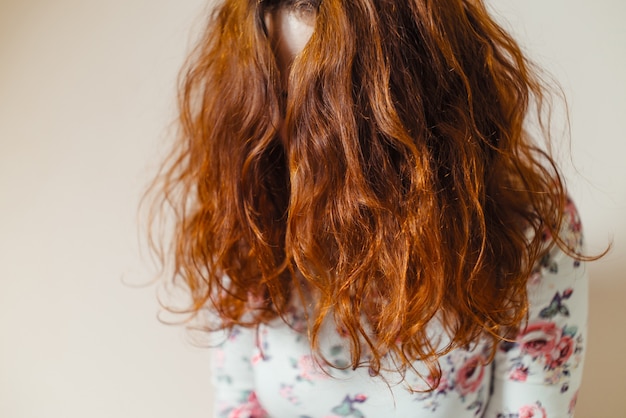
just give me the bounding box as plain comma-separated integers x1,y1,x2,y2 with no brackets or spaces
569,390,579,415
455,355,486,396
251,351,263,366
560,199,583,249
528,271,542,287
540,225,553,242
547,335,574,369
214,348,226,369
247,291,267,309
354,393,367,402
564,199,582,233
285,306,307,333
336,325,349,338
518,321,560,359
438,375,450,393
509,366,528,382
279,384,299,405
518,402,547,418
426,373,450,393
228,328,242,342
297,354,329,382
227,391,268,418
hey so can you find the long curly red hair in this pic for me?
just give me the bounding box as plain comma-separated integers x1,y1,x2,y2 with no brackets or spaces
149,0,579,381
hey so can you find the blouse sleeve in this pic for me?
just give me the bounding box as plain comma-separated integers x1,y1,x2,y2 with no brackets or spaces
210,325,269,418
484,201,588,418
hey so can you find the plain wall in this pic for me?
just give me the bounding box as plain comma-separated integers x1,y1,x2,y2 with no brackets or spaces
1,1,624,417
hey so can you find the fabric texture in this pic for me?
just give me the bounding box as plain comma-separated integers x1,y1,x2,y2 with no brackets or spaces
210,201,587,418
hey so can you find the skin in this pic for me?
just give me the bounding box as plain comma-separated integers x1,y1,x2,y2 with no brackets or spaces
263,4,316,143
264,4,316,88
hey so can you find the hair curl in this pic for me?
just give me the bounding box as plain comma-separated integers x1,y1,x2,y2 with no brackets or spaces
149,0,583,384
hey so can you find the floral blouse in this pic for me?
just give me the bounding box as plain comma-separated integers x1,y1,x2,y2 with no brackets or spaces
210,201,587,418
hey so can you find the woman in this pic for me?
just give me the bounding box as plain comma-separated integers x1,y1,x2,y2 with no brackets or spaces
151,0,592,416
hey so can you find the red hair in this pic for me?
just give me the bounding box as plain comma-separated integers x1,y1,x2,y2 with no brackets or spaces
148,0,585,383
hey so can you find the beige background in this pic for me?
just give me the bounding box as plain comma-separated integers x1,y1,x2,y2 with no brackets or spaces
0,0,624,417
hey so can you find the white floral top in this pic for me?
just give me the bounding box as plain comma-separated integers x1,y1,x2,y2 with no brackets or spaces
210,201,587,418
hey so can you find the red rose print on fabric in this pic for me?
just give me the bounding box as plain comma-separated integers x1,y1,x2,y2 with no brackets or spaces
456,355,486,396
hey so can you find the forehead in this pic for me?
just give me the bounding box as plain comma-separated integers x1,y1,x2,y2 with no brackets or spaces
260,0,322,9
263,2,316,54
